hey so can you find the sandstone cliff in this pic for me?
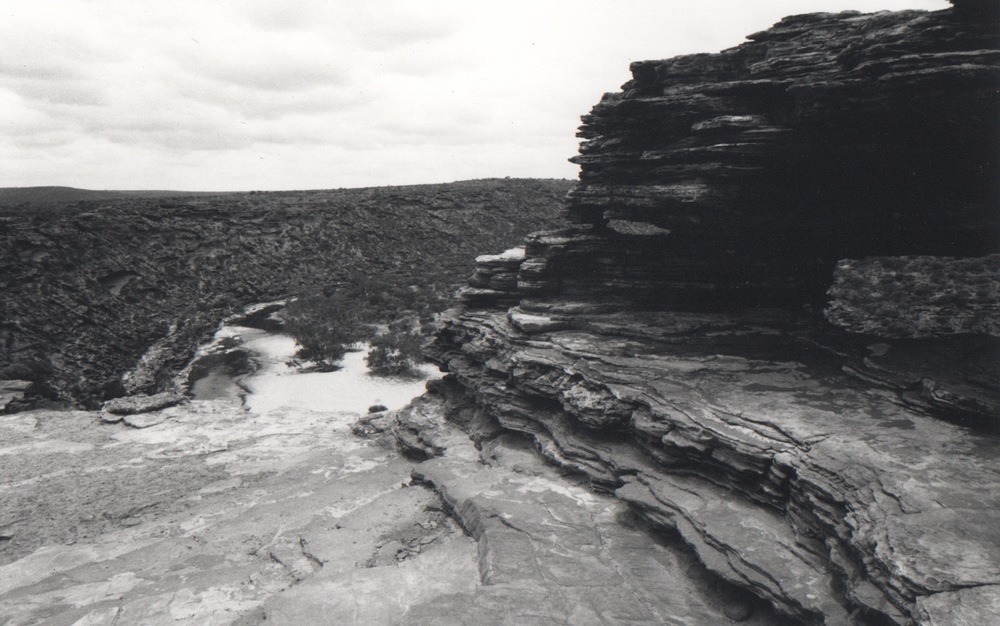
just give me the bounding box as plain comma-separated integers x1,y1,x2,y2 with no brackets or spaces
414,5,1000,625
0,180,572,407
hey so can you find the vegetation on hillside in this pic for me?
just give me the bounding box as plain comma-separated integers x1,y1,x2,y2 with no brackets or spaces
1,178,572,405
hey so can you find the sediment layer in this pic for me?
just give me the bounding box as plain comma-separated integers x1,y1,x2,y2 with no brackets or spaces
552,7,998,309
422,5,1000,625
425,304,999,625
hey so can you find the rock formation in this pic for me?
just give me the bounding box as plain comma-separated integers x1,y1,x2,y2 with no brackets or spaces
409,4,1000,625
0,180,571,407
558,6,997,310
1,2,997,624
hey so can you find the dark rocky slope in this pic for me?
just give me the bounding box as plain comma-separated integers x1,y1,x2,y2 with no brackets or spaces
405,4,999,625
0,179,572,407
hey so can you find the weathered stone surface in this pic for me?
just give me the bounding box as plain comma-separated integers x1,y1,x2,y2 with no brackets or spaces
121,411,174,429
840,335,1000,429
507,308,568,334
825,255,1000,338
0,399,472,624
552,8,1000,309
373,396,796,626
915,585,1000,625
461,247,530,309
12,379,789,624
426,307,1000,624
102,391,186,417
0,380,32,413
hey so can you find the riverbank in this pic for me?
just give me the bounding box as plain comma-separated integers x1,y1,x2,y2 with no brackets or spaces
0,323,789,624
0,325,446,621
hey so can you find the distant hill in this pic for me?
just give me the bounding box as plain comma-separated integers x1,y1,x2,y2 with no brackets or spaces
0,186,210,208
0,178,574,406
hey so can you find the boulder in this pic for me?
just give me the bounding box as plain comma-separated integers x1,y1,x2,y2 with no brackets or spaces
0,380,32,413
100,391,186,423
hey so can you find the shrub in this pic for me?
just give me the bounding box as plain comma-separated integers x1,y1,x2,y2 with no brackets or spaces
282,274,450,374
366,318,424,376
283,290,366,369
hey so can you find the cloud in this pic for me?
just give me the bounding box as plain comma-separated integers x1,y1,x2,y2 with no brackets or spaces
239,1,333,33
0,0,952,190
169,32,351,93
7,79,106,107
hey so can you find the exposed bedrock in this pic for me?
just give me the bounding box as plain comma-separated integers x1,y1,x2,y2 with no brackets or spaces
426,304,1000,625
0,180,571,407
826,254,1000,338
554,6,998,309
421,5,1000,626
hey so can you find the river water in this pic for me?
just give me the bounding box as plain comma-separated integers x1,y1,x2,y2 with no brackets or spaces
190,323,442,415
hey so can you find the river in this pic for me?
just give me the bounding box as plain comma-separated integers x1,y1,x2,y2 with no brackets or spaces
190,323,441,415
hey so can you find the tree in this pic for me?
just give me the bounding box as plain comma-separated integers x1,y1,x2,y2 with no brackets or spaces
365,317,424,376
283,290,365,370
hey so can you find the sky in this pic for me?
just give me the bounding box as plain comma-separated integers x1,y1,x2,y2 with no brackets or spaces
1,0,950,191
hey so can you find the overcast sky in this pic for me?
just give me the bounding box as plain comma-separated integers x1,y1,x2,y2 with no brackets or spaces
1,0,949,191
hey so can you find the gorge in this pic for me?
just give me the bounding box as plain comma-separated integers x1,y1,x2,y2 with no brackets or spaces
1,1,999,624
0,179,571,409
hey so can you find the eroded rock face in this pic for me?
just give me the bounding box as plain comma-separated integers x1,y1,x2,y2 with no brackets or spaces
825,255,1000,338
548,7,998,310
358,395,796,626
420,5,1000,626
101,391,187,417
0,380,33,413
427,306,1000,625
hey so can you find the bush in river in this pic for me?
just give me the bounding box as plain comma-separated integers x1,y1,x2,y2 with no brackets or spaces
365,318,424,376
282,290,366,369
283,273,451,373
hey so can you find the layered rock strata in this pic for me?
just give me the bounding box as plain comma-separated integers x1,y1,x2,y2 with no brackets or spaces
550,7,997,309
351,396,795,625
426,306,1000,625
418,5,1000,626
